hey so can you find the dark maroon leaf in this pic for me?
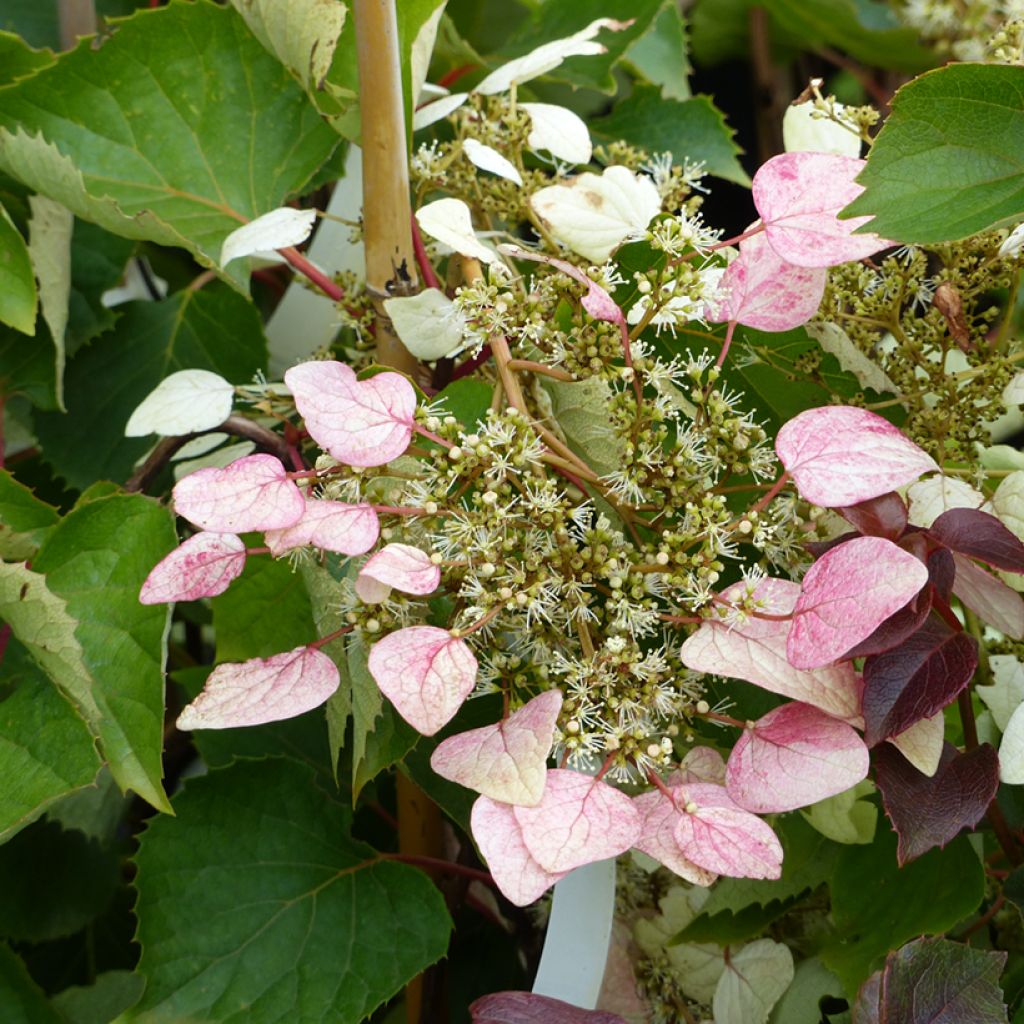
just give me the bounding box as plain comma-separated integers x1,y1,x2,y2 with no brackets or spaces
470,993,627,1024
805,530,859,558
874,742,999,864
838,492,908,540
929,508,1024,574
862,613,978,745
863,937,1007,1024
927,547,956,603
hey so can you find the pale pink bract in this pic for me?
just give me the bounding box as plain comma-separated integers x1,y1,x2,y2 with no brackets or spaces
263,498,380,557
140,531,246,604
355,543,441,604
632,786,717,886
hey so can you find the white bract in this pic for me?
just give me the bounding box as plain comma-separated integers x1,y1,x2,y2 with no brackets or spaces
125,369,234,437
220,207,317,266
783,98,860,157
999,223,1024,258
520,102,592,165
415,197,498,264
383,289,470,361
462,139,523,185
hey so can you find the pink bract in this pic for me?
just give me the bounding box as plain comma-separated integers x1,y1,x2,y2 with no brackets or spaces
471,795,568,907
676,746,727,786
430,689,562,806
176,645,340,730
680,577,863,722
672,782,783,879
264,498,380,557
285,359,416,467
512,769,642,874
951,552,1024,640
725,702,870,813
355,543,441,604
752,152,894,267
775,405,938,507
140,531,246,604
367,625,477,736
632,787,717,886
172,453,305,533
705,227,826,332
788,535,929,669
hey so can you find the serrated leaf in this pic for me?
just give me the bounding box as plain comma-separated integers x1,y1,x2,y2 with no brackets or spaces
592,86,748,186
33,492,177,812
33,285,267,491
0,469,59,560
845,64,1024,244
623,2,691,101
0,3,339,283
0,31,54,87
0,200,35,334
129,758,452,1023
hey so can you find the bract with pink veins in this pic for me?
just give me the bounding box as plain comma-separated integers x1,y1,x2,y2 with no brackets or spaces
367,625,477,735
752,152,893,267
952,552,1024,640
513,769,641,874
725,702,870,813
672,783,783,880
775,405,938,507
172,453,304,533
471,795,568,906
355,543,441,604
705,228,826,332
680,577,862,721
676,746,727,785
176,645,340,730
285,360,416,467
263,498,379,557
788,535,929,669
633,787,717,886
430,690,562,806
140,532,246,604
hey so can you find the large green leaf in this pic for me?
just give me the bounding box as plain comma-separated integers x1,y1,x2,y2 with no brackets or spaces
592,86,748,187
0,468,59,559
622,2,691,101
0,200,35,335
33,492,177,812
34,284,267,490
822,826,985,996
0,638,100,844
0,2,339,282
129,758,452,1023
845,64,1024,244
0,944,63,1024
0,32,53,88
51,971,146,1024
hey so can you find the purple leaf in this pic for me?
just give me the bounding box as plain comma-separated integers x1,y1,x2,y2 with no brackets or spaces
470,992,627,1024
952,553,1024,640
929,507,1024,573
837,492,908,540
862,613,977,746
874,742,999,864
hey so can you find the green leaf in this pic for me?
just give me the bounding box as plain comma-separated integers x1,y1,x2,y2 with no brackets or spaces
844,64,1024,244
0,2,59,50
540,375,627,478
129,758,452,1023
801,781,878,845
822,826,985,996
33,492,178,812
51,971,146,1024
0,944,63,1024
435,377,493,430
623,2,691,101
33,284,267,490
211,553,315,663
0,2,339,284
45,766,126,845
0,31,55,86
592,86,748,186
768,957,847,1024
66,221,135,353
0,637,100,844
0,468,59,559
0,200,36,335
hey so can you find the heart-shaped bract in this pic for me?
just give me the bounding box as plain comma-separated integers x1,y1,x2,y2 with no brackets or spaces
355,543,441,604
140,531,246,604
176,645,340,730
367,625,477,735
632,786,717,886
172,453,305,533
430,689,563,806
285,360,416,467
263,498,380,557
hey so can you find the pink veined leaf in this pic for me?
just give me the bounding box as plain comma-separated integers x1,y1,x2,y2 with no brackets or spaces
176,645,340,731
951,553,1024,640
752,152,894,267
788,535,930,669
671,782,783,880
429,689,562,806
632,786,718,886
284,359,416,467
172,453,305,533
470,795,568,907
367,625,477,736
512,768,642,874
139,532,246,604
725,702,870,813
676,746,727,785
681,576,863,721
263,497,380,557
775,405,938,508
470,991,628,1024
705,227,826,332
355,543,441,604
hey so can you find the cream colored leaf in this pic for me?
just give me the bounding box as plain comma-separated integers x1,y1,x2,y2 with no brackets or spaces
125,370,234,437
463,139,523,185
907,475,989,528
412,92,469,130
415,197,497,264
521,103,593,165
783,100,861,157
888,711,944,777
977,654,1024,732
383,289,468,361
221,207,317,266
712,938,794,1024
801,780,877,844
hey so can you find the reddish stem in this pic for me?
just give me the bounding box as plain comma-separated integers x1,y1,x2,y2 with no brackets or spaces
0,624,11,672
747,471,790,516
411,215,442,291
413,424,453,448
450,344,493,381
386,853,496,888
278,246,346,303
716,320,737,368
309,624,354,650
437,64,476,89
